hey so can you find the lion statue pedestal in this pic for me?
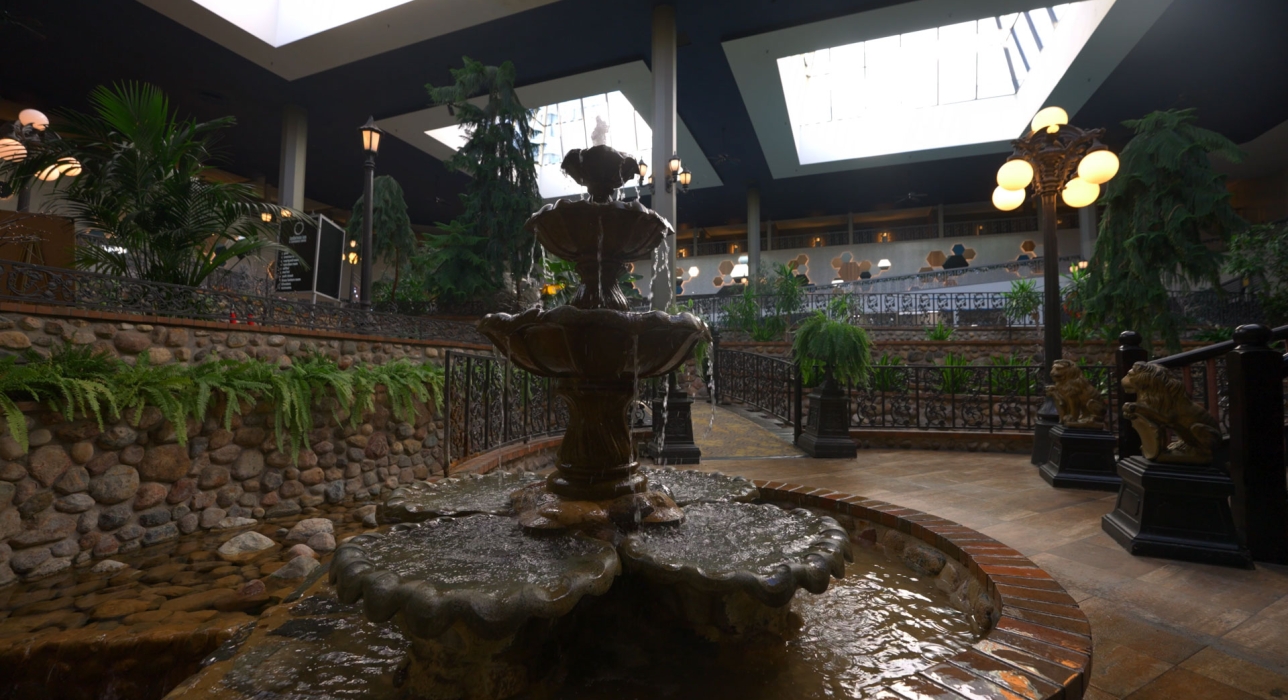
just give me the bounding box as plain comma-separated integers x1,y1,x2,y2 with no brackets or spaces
1100,362,1252,569
1039,360,1120,491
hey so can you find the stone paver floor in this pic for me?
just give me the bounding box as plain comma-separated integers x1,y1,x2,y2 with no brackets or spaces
688,405,1288,699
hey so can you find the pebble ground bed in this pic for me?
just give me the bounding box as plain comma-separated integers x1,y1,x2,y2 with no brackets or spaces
0,502,377,700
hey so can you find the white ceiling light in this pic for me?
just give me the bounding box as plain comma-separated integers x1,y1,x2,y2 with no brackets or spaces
189,0,415,47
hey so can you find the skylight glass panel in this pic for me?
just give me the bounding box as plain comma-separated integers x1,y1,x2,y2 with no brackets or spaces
776,1,1098,165
427,91,653,200
191,0,414,47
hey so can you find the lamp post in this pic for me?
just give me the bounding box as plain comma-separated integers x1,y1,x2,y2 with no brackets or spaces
358,117,383,308
992,106,1119,465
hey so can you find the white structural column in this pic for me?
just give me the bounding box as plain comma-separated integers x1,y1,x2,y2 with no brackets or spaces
747,187,761,282
1078,205,1098,261
651,4,677,311
278,105,308,209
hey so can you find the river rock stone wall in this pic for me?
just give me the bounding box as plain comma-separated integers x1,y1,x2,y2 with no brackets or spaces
0,395,445,585
0,313,454,366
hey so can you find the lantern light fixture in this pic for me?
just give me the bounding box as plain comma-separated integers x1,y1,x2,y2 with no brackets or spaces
1030,106,1069,135
17,109,48,131
280,209,292,218
1061,177,1100,208
1077,149,1120,185
667,153,681,175
359,116,383,155
0,139,26,162
992,185,1025,211
996,159,1034,191
637,160,648,179
260,211,273,223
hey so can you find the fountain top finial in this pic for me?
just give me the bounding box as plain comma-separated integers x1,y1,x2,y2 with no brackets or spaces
562,145,639,203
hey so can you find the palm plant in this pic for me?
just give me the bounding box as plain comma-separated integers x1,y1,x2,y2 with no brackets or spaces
428,58,541,298
1002,278,1042,328
347,175,416,301
1,83,295,287
1084,108,1246,353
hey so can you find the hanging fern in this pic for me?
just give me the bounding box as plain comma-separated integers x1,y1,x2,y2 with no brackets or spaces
187,358,273,430
792,311,873,387
108,353,194,442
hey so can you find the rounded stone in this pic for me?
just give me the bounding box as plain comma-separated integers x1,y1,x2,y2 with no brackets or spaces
113,331,152,353
69,442,95,465
90,465,141,505
29,445,72,488
0,331,32,350
167,478,198,505
285,544,317,560
299,468,324,486
97,504,132,531
231,450,264,481
27,429,53,448
139,444,190,483
97,426,139,450
306,532,336,553
54,493,95,514
18,491,54,519
119,445,145,466
133,482,168,510
217,531,276,562
286,518,333,542
199,465,231,490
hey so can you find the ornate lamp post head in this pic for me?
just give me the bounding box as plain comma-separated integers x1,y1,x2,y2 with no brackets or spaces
992,106,1119,212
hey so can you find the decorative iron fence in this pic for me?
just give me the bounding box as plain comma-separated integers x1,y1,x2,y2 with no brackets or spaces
714,348,803,440
442,350,569,468
0,261,486,344
843,363,1117,434
657,287,1263,331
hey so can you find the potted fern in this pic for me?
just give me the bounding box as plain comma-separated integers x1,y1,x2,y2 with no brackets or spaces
792,312,872,458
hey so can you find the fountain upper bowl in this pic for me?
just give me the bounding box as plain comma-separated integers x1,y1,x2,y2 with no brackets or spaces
526,198,672,266
477,306,709,381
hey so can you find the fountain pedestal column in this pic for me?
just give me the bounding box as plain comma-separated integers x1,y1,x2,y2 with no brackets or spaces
550,378,646,501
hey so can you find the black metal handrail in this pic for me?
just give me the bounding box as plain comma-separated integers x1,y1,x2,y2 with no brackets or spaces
715,348,803,439
0,260,487,345
442,350,569,468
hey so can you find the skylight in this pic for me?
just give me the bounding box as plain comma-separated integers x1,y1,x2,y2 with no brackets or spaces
190,0,414,47
776,2,1101,165
426,91,654,200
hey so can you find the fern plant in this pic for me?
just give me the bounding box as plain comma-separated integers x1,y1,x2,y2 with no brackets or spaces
187,358,273,430
792,311,873,387
109,353,194,440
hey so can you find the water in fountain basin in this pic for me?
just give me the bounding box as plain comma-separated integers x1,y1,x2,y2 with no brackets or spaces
705,350,717,437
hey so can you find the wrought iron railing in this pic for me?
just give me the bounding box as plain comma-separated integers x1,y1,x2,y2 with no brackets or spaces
442,350,569,468
844,363,1117,434
714,348,803,440
657,287,1263,331
0,261,486,344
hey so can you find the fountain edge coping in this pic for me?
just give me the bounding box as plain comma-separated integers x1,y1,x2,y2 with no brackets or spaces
755,480,1092,700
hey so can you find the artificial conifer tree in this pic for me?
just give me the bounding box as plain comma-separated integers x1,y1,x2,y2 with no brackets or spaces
425,58,541,302
1084,109,1245,352
347,175,416,302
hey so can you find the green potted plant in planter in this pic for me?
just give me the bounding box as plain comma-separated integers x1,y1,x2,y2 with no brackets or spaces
792,312,872,458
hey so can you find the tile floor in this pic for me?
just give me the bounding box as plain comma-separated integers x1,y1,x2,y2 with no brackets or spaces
691,406,1288,700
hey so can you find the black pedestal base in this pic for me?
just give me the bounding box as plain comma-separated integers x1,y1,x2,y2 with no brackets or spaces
796,380,856,459
1102,456,1252,569
646,386,702,466
1031,415,1057,465
1040,426,1121,491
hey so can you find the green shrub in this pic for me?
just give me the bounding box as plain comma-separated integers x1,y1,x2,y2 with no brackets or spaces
988,354,1039,394
870,354,906,393
1193,326,1235,343
925,321,954,341
792,312,873,387
750,316,787,342
1002,278,1042,326
936,353,972,394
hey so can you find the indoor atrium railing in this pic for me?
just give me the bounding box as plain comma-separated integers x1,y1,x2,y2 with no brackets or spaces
0,260,486,344
442,350,569,468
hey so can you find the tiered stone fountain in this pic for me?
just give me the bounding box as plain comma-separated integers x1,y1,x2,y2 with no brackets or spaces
330,146,851,699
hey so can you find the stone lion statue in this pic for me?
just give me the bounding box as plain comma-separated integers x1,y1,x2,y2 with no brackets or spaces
1046,359,1106,430
1121,361,1222,465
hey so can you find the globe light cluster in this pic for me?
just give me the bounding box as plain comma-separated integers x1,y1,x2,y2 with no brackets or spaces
992,106,1119,212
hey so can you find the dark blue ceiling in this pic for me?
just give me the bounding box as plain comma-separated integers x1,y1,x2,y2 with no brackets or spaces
4,0,1286,229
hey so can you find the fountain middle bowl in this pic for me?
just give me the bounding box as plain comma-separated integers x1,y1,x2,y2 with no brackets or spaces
478,305,710,381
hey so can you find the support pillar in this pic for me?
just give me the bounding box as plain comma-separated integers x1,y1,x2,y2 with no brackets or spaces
278,106,307,210
650,4,677,313
747,187,760,283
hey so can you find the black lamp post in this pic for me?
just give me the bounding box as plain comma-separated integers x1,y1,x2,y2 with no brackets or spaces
992,106,1119,465
358,116,383,308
